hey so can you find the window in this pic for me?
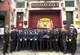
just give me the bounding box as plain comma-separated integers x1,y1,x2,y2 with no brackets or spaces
0,0,4,2
65,1,74,7
0,16,5,27
16,2,25,8
17,12,23,28
17,12,23,22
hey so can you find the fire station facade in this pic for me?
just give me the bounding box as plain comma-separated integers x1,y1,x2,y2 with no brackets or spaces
10,0,80,30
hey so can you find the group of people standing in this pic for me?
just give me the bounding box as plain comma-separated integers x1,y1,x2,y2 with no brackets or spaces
3,26,77,55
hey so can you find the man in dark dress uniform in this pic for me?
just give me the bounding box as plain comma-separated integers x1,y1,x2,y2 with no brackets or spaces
10,28,17,52
61,28,68,54
58,27,62,51
47,29,52,51
38,29,44,51
73,27,78,52
31,29,39,51
16,29,23,51
52,27,60,51
3,27,10,55
22,28,28,50
68,27,77,55
50,29,54,50
28,29,34,50
42,29,50,50
27,29,32,50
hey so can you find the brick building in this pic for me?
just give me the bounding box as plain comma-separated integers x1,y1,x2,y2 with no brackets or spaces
10,0,80,30
0,0,80,32
0,0,10,28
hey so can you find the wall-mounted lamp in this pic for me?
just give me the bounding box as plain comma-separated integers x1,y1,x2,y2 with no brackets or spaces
75,7,78,11
63,7,66,11
24,21,27,25
76,14,78,18
11,25,14,30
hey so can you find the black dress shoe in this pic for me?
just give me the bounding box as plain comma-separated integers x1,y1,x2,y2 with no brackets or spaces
63,51,67,54
72,53,75,55
5,52,9,53
10,51,12,53
3,53,5,55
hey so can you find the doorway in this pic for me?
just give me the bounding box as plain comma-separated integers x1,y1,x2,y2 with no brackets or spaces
29,10,62,28
66,11,73,28
0,15,5,27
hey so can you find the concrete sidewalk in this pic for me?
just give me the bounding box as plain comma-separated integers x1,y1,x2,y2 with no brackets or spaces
3,51,72,55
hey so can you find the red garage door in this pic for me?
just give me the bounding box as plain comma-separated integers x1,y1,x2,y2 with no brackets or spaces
29,10,62,28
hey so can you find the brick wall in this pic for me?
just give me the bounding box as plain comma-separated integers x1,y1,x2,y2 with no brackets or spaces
0,0,10,26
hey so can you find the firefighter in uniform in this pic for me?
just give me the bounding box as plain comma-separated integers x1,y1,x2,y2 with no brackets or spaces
38,29,44,51
16,29,23,51
68,27,77,55
47,29,51,51
50,29,54,50
28,29,34,49
42,29,50,50
10,28,17,52
53,27,60,51
31,29,38,50
3,27,10,55
58,27,62,51
22,28,27,50
61,27,68,54
26,29,30,50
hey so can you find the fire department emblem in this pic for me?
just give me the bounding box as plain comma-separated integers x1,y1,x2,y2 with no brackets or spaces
37,18,53,28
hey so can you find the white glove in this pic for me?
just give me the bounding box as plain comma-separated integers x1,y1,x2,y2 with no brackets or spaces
69,39,71,41
20,39,22,41
56,39,58,41
30,39,32,41
24,39,27,41
34,38,37,41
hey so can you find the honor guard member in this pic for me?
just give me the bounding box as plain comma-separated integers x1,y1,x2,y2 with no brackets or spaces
58,27,62,51
61,27,68,54
28,29,34,49
26,29,30,50
68,27,77,55
53,27,59,51
73,27,78,52
42,29,49,50
50,28,54,50
22,28,27,50
32,29,39,50
27,29,31,50
16,29,23,51
10,28,17,52
73,27,77,54
3,27,10,55
38,29,44,51
47,28,52,51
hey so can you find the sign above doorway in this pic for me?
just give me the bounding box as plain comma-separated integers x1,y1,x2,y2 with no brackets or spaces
31,2,59,8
